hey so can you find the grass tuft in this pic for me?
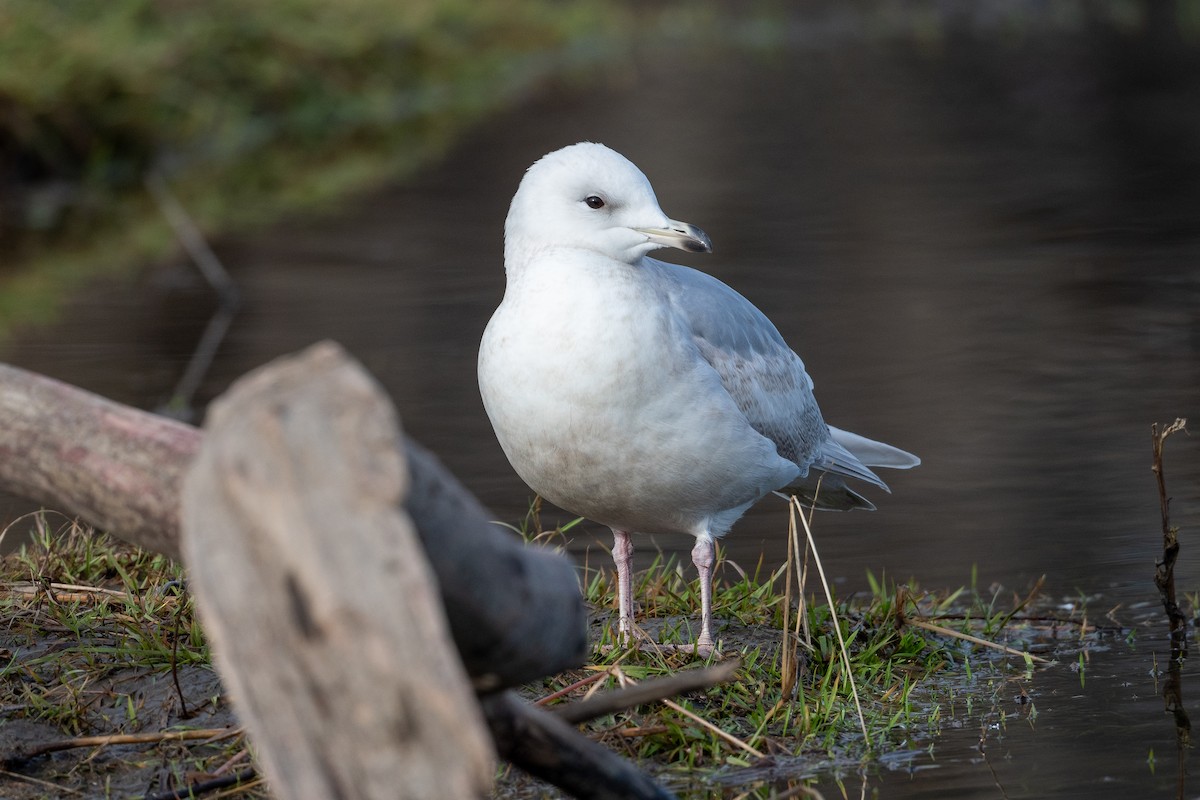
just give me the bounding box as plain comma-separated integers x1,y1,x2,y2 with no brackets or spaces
1,515,246,798
528,501,1106,795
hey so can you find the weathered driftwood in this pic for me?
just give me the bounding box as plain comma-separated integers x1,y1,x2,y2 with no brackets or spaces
181,342,493,800
0,350,584,688
0,362,195,558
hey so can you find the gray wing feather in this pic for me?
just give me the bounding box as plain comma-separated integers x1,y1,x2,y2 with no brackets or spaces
648,260,881,484
645,259,919,509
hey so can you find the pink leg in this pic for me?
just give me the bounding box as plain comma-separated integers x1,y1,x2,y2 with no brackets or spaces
691,535,716,653
612,529,635,642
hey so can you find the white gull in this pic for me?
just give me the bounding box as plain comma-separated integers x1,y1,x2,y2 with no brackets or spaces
478,142,919,654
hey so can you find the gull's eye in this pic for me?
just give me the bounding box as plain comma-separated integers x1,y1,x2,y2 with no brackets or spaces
584,194,605,210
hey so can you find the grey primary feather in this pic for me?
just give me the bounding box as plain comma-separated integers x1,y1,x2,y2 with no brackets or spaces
645,258,886,489
828,426,922,469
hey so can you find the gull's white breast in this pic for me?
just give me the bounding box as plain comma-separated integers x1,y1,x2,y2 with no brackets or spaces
478,249,800,537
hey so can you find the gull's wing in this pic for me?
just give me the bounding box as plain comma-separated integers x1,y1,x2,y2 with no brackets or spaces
646,259,886,491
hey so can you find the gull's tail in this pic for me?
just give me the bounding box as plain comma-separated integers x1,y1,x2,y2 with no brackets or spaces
781,426,920,512
778,474,876,511
828,426,921,471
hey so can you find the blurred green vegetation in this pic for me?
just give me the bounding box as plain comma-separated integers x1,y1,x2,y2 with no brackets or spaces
5,0,1194,337
0,0,626,333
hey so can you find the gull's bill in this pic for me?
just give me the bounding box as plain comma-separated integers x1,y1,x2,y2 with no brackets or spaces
635,219,713,254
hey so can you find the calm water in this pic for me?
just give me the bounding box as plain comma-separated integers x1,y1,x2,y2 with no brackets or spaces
3,8,1200,797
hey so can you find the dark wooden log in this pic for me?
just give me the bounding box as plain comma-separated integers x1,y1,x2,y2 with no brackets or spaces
403,437,586,689
0,346,586,688
482,692,677,800
181,342,494,799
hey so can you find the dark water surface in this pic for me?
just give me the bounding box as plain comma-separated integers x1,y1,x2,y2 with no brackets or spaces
3,10,1200,798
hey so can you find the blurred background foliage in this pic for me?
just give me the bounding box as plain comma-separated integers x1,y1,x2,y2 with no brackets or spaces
0,0,623,308
1,0,1196,335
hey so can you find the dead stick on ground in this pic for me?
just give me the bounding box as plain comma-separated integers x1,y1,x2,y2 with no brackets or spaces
142,768,261,800
552,659,740,725
481,691,677,800
4,727,242,766
611,666,764,760
905,618,1052,664
0,768,86,796
535,671,607,706
7,582,128,597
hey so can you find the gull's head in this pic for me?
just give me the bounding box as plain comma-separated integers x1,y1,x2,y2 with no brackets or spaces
505,142,712,265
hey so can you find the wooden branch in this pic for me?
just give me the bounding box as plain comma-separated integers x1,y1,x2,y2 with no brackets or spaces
181,342,495,800
552,660,740,725
1151,418,1190,764
1152,418,1189,645
2,727,241,766
142,769,260,800
0,347,585,688
481,692,677,800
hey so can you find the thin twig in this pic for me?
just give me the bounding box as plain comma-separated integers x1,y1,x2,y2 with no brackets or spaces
616,725,671,738
767,782,826,800
1150,418,1191,795
790,496,870,746
977,718,1013,799
144,172,238,299
780,489,818,699
990,574,1046,633
145,170,241,418
552,660,740,725
661,696,764,758
170,601,192,719
536,671,607,706
210,747,251,777
1152,418,1189,644
142,768,260,800
0,768,86,796
919,612,1103,632
905,618,1052,664
781,501,799,698
2,582,135,605
612,666,764,759
4,727,242,766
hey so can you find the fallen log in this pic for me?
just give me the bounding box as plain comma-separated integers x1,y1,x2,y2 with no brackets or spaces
0,347,584,688
181,343,494,799
0,361,195,558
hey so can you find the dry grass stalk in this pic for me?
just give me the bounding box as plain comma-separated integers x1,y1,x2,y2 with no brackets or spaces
905,619,1051,664
788,496,870,746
